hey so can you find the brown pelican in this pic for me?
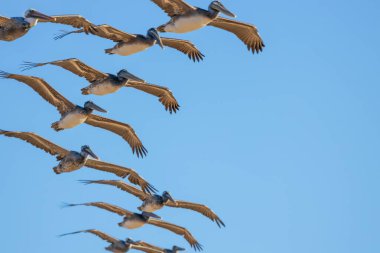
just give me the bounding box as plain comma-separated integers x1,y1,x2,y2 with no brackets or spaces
64,202,203,251
0,9,97,41
151,0,265,54
55,25,204,62
21,58,180,113
0,130,155,193
60,229,163,253
0,71,147,158
81,180,225,227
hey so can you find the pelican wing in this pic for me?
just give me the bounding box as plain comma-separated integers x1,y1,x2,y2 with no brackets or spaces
68,202,133,217
22,58,108,83
60,229,119,244
208,17,265,54
0,71,75,115
166,201,225,227
128,81,180,114
161,37,204,62
82,179,151,199
0,130,69,160
134,241,164,252
40,15,97,34
0,16,11,25
85,115,147,158
150,0,195,17
147,219,203,251
131,244,164,253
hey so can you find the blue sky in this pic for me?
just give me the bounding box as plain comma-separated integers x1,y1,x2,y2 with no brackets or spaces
1,0,379,252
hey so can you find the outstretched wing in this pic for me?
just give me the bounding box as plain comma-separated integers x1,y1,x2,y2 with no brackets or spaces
65,202,133,217
85,115,147,158
39,15,97,34
166,201,225,227
208,17,265,54
81,179,151,199
0,71,75,115
134,241,164,253
22,58,108,83
161,37,204,62
0,16,11,25
150,0,196,17
0,130,69,160
131,244,164,253
128,81,180,114
60,229,119,244
148,219,203,251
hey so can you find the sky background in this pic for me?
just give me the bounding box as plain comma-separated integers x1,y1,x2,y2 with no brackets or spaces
0,0,379,252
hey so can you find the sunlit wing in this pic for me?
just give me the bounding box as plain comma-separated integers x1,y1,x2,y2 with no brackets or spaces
131,244,164,253
69,202,133,217
150,0,196,17
60,229,119,244
39,15,97,34
161,37,204,62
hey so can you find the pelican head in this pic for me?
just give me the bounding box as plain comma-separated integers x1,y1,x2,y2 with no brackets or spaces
162,191,176,203
209,1,236,18
25,9,55,21
117,69,145,83
80,145,99,159
126,238,141,244
84,101,107,113
141,211,161,220
173,246,186,252
147,28,164,49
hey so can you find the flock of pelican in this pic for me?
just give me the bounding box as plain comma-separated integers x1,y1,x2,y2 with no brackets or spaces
1,1,264,252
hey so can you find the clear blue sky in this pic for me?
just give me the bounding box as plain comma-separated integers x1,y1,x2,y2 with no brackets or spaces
1,0,379,252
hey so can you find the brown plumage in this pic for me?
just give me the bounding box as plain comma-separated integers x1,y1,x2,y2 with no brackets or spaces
39,15,97,34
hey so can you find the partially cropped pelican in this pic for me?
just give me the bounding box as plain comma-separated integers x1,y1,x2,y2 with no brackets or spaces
22,58,180,113
81,180,225,227
64,202,203,251
0,130,155,193
0,9,97,41
151,0,265,54
0,71,147,157
60,229,163,253
55,26,204,62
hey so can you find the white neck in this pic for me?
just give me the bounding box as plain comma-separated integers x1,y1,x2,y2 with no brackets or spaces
25,17,38,27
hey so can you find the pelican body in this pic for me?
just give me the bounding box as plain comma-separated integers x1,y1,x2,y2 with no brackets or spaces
53,145,98,174
138,191,175,213
118,212,160,229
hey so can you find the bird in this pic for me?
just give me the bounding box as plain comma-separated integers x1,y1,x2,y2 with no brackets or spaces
0,71,147,158
64,202,203,251
54,25,205,62
150,0,265,54
21,58,180,113
0,9,97,41
0,130,156,193
60,229,163,253
80,180,225,227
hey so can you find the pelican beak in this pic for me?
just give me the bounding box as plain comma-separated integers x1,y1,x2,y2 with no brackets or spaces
215,3,236,18
166,192,176,203
83,146,99,160
176,247,186,251
86,101,108,113
142,212,161,220
118,69,145,83
28,10,55,21
150,29,164,49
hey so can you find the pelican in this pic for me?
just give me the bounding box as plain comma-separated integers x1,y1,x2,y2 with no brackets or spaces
60,230,163,253
0,9,97,41
22,58,180,113
0,130,156,193
81,180,225,227
64,202,203,251
0,71,147,157
151,0,265,54
55,26,204,62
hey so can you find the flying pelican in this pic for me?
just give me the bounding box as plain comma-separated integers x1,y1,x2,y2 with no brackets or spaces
81,180,225,227
150,0,265,54
55,26,204,62
21,58,180,113
0,9,97,41
64,202,203,251
0,71,147,157
0,130,156,193
60,229,163,253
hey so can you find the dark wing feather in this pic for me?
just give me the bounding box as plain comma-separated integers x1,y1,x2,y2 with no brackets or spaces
150,0,195,17
208,17,265,54
161,37,204,62
166,201,225,227
85,115,147,158
22,58,108,83
0,71,75,115
40,15,97,34
60,229,119,244
147,219,203,251
0,130,69,160
128,81,180,114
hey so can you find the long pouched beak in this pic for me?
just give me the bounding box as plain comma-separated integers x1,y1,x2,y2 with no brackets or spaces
217,5,236,18
167,193,176,203
84,147,99,160
88,102,107,113
142,212,161,219
151,29,164,49
176,247,186,251
118,70,146,83
29,10,55,21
